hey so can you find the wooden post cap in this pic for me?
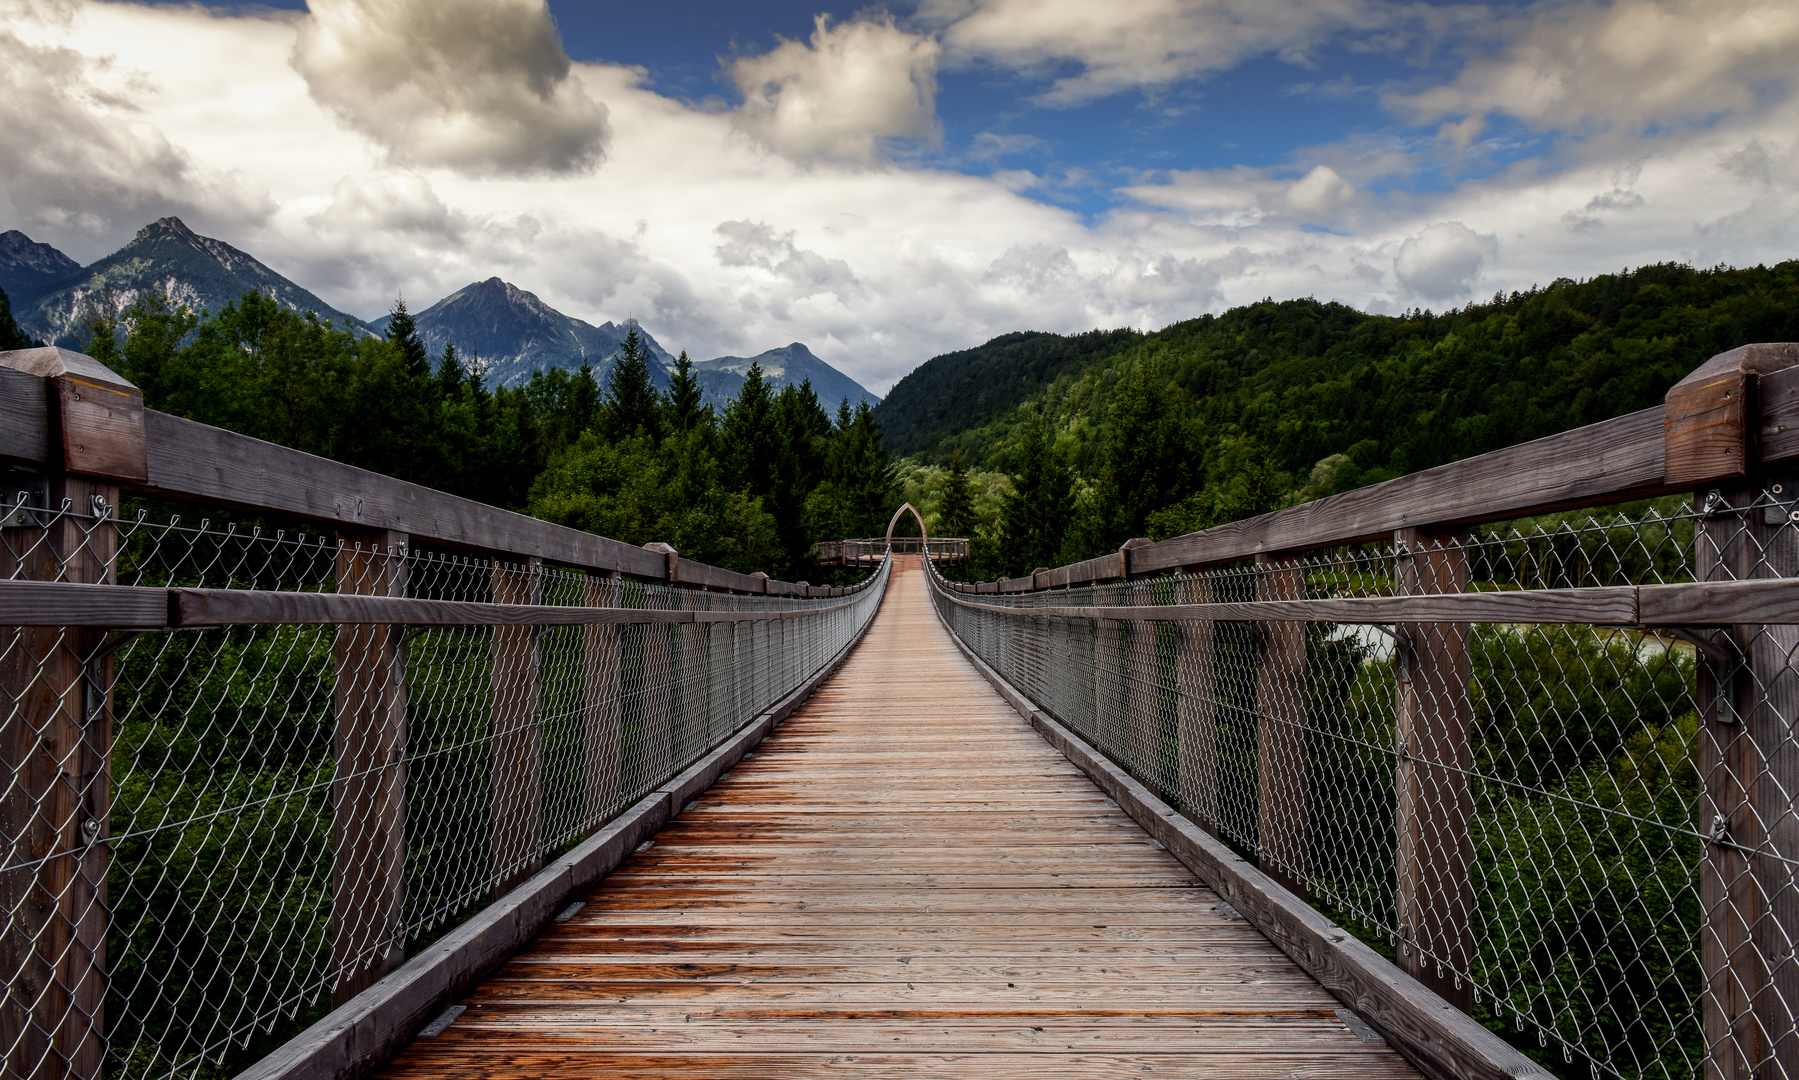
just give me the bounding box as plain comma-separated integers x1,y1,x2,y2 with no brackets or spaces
1665,342,1799,487
0,346,147,483
643,541,678,581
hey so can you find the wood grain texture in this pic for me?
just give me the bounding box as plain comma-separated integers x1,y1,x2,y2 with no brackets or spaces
930,591,1553,1080
0,580,169,628
380,557,1420,1080
0,366,49,466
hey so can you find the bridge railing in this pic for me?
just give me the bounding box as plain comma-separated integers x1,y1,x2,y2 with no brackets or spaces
0,347,890,1080
928,342,1799,1080
814,536,969,564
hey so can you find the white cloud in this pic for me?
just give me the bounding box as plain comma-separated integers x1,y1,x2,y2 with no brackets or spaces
729,14,941,164
1393,221,1496,301
925,0,1378,104
714,220,861,299
1391,0,1799,133
292,0,609,175
6,0,1799,397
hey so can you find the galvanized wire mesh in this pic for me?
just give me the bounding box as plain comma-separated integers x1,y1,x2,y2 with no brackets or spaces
929,487,1799,1080
3,493,887,1079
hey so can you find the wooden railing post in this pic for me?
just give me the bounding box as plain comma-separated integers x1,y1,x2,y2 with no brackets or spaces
1667,343,1799,1079
490,556,542,897
1175,569,1219,834
581,570,621,830
330,530,408,1007
1256,553,1308,898
1392,527,1473,1013
2,349,141,1080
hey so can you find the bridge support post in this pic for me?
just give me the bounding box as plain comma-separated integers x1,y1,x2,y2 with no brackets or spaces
1255,554,1308,899
330,531,409,1007
490,556,542,897
1392,527,1473,1014
2,475,119,1080
1175,571,1219,834
1661,344,1799,1079
581,571,622,830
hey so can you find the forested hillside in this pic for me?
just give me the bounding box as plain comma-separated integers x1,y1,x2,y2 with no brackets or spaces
57,290,895,581
898,260,1799,579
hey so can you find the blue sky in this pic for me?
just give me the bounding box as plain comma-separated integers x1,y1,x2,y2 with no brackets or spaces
5,0,1797,389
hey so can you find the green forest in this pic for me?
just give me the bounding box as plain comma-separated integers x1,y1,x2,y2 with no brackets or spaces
6,288,895,582
876,258,1799,579
5,255,1797,585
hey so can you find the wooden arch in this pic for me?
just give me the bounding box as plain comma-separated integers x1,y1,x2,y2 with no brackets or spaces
885,502,928,545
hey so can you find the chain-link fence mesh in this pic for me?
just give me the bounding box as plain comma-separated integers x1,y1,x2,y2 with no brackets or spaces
930,486,1799,1080
3,493,887,1080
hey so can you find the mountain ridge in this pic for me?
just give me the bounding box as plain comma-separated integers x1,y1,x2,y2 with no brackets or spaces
17,217,373,344
693,342,880,411
0,230,81,307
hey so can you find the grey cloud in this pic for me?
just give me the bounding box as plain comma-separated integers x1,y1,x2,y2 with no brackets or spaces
292,0,609,176
0,0,271,256
1394,221,1496,301
714,220,860,299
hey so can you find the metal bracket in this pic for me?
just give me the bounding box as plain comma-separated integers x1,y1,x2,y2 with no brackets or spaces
1700,489,1734,519
1765,478,1799,526
1666,626,1738,667
1,467,48,528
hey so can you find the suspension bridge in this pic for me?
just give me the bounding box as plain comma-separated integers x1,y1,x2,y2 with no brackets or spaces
4,341,1799,1080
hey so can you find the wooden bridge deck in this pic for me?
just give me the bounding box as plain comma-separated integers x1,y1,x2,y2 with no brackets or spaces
381,556,1419,1078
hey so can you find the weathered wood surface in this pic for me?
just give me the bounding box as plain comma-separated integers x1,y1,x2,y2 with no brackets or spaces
380,557,1417,1078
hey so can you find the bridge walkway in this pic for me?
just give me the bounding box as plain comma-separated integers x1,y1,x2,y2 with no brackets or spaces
379,556,1419,1078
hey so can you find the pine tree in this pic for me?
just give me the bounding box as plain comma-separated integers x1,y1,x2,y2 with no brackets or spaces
722,362,776,496
0,287,36,351
996,408,1071,574
1097,361,1188,545
385,298,430,378
937,453,976,539
605,328,662,441
665,351,705,432
437,342,465,394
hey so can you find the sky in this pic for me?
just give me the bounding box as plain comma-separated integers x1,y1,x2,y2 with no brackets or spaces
3,0,1797,392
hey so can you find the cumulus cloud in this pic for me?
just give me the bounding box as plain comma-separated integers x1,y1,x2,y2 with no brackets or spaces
714,220,860,299
1282,165,1356,221
1391,0,1799,133
292,0,609,175
1394,222,1497,301
729,14,940,163
925,0,1377,104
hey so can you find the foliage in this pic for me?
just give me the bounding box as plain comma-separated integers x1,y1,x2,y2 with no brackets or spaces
904,259,1799,577
0,285,37,349
93,290,898,580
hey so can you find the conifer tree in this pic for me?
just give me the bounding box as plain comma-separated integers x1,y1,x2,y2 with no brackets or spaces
385,298,430,377
722,362,776,496
937,453,976,539
996,408,1071,575
0,287,36,351
666,351,705,432
605,328,662,441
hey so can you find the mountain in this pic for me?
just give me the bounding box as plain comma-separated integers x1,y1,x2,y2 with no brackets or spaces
17,217,369,345
0,231,81,307
369,277,676,388
693,343,879,412
873,329,1138,457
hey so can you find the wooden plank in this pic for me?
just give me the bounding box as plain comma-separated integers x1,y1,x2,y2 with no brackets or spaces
491,558,544,897
0,365,49,466
936,603,1552,1080
237,557,886,1080
331,531,409,1007
1255,556,1308,900
1175,573,1220,834
938,585,1643,626
171,588,863,628
1761,364,1799,464
377,557,1421,1080
1392,530,1473,1013
137,410,665,580
1138,407,1674,575
1637,578,1799,625
0,580,170,627
0,474,119,1080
